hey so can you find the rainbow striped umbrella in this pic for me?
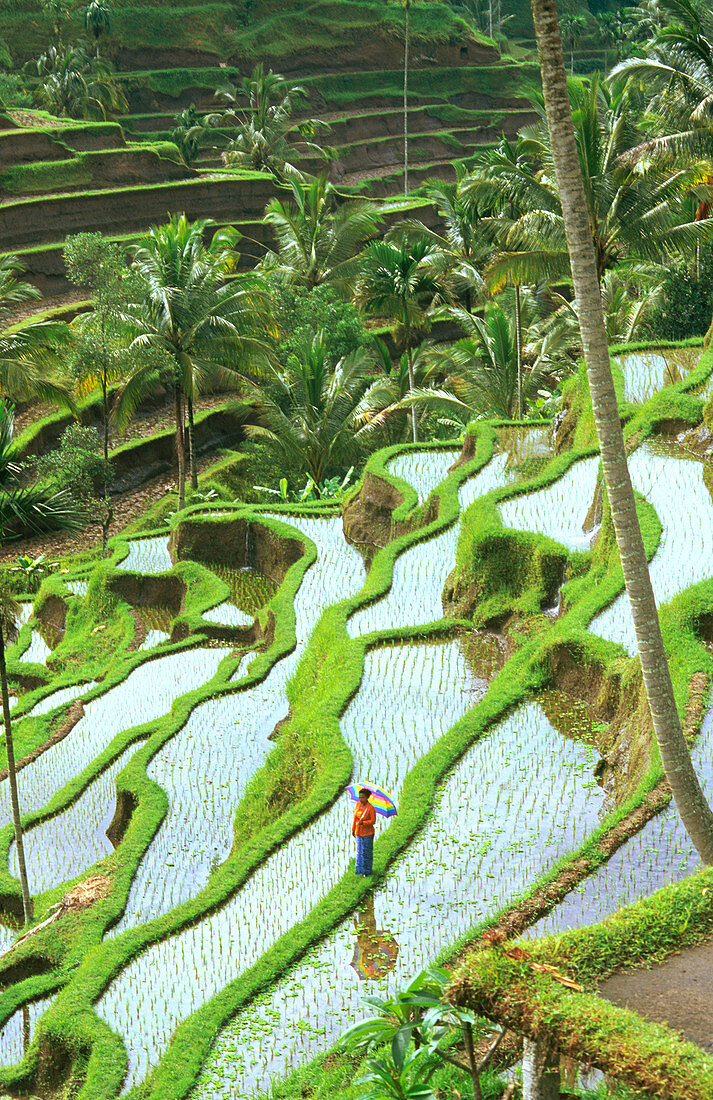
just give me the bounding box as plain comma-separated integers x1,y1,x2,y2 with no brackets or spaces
346,781,398,817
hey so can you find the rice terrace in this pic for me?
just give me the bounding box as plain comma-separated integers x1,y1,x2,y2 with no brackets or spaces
2,0,713,1095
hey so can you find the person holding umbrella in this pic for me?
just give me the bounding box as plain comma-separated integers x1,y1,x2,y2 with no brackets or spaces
347,781,397,877
351,788,377,876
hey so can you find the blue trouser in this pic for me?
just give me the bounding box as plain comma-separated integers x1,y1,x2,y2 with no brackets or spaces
355,834,374,875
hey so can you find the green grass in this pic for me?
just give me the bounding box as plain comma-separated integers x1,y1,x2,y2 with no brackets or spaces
0,340,709,1100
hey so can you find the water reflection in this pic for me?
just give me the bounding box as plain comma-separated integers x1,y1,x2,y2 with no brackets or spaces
351,895,399,981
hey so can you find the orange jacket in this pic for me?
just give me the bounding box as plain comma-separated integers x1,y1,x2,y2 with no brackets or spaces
352,802,376,837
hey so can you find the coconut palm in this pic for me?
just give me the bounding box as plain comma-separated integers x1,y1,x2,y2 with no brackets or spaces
243,332,375,492
355,338,445,444
356,236,453,443
404,297,574,427
464,80,713,288
0,573,32,926
395,167,489,309
85,0,111,56
610,0,713,158
263,177,381,294
530,0,713,861
0,256,72,409
117,215,273,508
559,12,587,73
34,40,127,120
208,63,326,177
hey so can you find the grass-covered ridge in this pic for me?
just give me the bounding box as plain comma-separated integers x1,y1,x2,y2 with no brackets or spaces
0,340,709,1099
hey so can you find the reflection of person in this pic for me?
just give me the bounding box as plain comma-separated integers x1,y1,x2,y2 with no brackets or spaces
351,895,399,980
352,787,376,876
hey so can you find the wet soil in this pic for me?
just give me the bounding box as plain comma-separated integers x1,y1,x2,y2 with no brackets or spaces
598,940,713,1053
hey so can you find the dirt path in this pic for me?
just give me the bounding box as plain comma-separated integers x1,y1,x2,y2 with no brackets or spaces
598,940,713,1052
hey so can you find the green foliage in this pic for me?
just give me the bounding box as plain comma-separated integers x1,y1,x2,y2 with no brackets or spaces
33,422,109,513
170,102,206,166
0,71,31,107
648,251,713,341
271,283,368,369
33,39,127,119
10,553,57,593
0,402,84,542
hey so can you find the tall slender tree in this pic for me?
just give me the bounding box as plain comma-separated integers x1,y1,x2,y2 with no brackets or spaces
0,576,32,926
403,0,412,195
356,236,452,443
530,0,713,861
117,215,272,509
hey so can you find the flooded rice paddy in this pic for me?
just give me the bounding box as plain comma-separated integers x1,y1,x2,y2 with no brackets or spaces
590,440,713,652
1,425,710,1095
195,701,606,1098
618,346,700,405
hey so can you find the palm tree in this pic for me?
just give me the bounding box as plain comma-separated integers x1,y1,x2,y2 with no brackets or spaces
464,82,713,288
117,215,272,508
356,236,453,443
356,338,444,444
244,332,374,492
0,256,73,409
264,177,381,294
610,0,713,158
530,0,713,861
63,232,135,555
208,63,326,177
559,12,587,73
34,40,127,120
0,402,84,541
0,573,32,926
85,0,111,56
395,168,489,310
404,296,575,427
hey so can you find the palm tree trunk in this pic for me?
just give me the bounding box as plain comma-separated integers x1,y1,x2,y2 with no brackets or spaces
531,0,713,863
187,395,198,491
174,385,186,511
523,1038,560,1100
406,338,418,444
403,0,410,196
0,631,33,925
515,282,523,419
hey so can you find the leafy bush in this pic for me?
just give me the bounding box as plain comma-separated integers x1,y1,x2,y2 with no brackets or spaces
271,282,368,369
648,249,713,340
0,70,31,107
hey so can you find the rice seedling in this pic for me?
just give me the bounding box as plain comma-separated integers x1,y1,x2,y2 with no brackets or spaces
591,441,713,652
96,637,485,1088
107,519,365,937
618,348,699,406
347,454,511,637
18,628,52,666
386,450,460,505
9,742,142,895
195,699,609,1098
22,679,98,720
498,455,600,551
0,998,51,1067
0,647,231,836
120,536,173,574
527,703,713,940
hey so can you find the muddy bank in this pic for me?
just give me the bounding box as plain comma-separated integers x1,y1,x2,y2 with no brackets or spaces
170,515,304,586
343,465,439,559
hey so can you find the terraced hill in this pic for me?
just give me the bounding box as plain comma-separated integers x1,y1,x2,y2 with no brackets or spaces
0,340,709,1098
0,0,539,303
